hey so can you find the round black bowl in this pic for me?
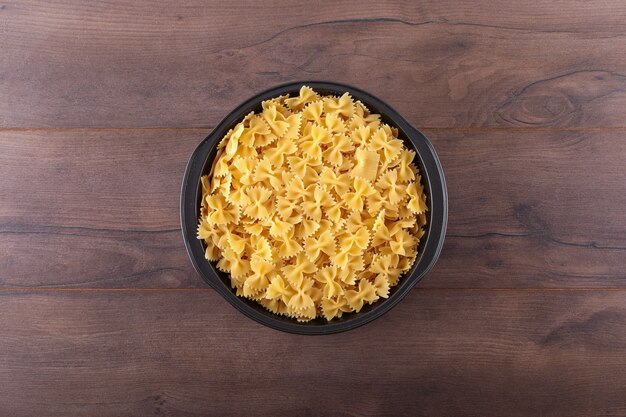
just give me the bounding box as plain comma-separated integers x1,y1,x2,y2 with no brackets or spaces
181,81,447,335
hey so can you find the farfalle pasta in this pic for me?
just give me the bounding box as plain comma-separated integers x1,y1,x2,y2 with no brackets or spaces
198,86,428,322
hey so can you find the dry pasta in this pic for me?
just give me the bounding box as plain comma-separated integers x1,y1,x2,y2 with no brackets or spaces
198,86,428,322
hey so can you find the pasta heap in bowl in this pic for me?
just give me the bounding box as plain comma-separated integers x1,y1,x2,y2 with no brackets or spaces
198,86,428,322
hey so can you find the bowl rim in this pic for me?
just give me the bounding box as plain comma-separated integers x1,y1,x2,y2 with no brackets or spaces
181,81,447,335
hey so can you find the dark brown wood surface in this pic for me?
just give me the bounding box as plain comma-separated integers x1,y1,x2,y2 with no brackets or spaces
1,1,626,416
3,0,626,128
2,290,626,417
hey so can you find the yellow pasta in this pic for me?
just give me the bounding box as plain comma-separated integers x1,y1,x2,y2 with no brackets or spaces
198,86,428,322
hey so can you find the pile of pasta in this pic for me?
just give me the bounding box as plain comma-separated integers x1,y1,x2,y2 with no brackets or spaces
198,86,428,322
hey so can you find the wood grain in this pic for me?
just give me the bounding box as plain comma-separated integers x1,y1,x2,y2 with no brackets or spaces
3,2,626,416
0,130,195,231
2,1,626,128
1,289,625,417
1,129,624,288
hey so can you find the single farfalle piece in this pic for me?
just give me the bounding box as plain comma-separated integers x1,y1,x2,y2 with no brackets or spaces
351,125,371,147
240,115,271,148
347,253,365,274
287,155,321,179
243,274,269,298
339,226,370,254
301,185,335,222
372,209,386,232
331,248,351,269
373,275,391,298
243,186,274,220
305,229,337,262
277,230,303,259
266,274,293,302
351,148,380,182
323,112,346,134
300,124,331,160
215,173,232,199
288,286,315,313
253,157,282,190
283,113,302,140
244,258,274,297
285,86,320,111
295,218,320,240
243,222,263,236
282,253,317,288
389,229,417,256
250,253,275,274
224,122,244,158
262,104,290,138
345,279,378,312
370,253,392,277
269,217,294,239
394,149,417,182
205,194,238,225
371,219,393,247
197,217,213,240
363,112,382,131
369,253,403,284
369,126,403,164
276,193,299,220
227,232,247,255
301,100,324,124
284,176,308,202
287,278,315,312
251,234,273,261
230,256,251,279
345,177,376,211
261,94,290,115
345,211,370,233
265,137,297,167
377,169,406,204
212,152,232,178
325,204,343,224
365,190,386,216
319,167,350,195
324,92,355,119
322,133,353,167
321,297,346,321
407,178,429,214
231,156,257,186
306,121,333,143
226,185,250,207
315,265,344,298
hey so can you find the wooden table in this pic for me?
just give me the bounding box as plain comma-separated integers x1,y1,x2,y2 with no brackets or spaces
2,1,626,416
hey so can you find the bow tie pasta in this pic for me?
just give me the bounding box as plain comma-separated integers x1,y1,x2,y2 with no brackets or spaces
198,86,428,322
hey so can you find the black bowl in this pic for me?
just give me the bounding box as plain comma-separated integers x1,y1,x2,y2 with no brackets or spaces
181,81,447,334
